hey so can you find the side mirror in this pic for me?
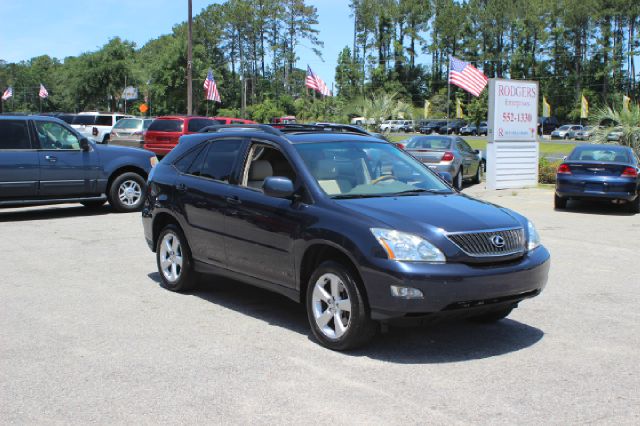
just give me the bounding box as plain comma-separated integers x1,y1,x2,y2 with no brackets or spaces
263,176,295,199
80,137,90,151
437,171,454,186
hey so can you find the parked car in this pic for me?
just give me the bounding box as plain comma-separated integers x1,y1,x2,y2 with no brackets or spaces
142,124,549,350
109,117,154,148
0,115,157,212
555,144,639,213
551,125,582,140
272,116,297,125
403,135,482,189
606,127,624,142
71,112,132,144
379,120,398,132
213,116,257,125
538,116,560,135
397,120,414,133
572,125,597,141
419,120,446,134
437,120,466,135
460,121,487,136
143,116,221,157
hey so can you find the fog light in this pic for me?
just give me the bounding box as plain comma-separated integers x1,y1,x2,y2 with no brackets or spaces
390,285,424,299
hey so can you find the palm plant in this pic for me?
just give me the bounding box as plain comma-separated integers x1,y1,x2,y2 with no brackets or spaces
355,92,413,131
592,104,640,154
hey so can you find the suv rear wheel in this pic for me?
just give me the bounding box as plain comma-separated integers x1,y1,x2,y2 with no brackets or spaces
156,224,197,292
109,172,145,212
306,261,376,350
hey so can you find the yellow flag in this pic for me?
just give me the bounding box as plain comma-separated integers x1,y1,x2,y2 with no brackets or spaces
456,99,464,118
424,100,431,118
542,96,551,117
623,95,631,112
580,95,588,119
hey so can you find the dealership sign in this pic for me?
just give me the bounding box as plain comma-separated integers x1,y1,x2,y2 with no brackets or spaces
486,79,540,190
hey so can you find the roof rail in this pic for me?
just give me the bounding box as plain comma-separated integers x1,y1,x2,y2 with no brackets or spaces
270,123,371,136
199,124,283,136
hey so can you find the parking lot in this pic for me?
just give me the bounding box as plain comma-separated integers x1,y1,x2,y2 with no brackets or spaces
1,186,639,424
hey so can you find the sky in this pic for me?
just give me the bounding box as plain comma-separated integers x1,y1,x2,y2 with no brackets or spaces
0,0,355,88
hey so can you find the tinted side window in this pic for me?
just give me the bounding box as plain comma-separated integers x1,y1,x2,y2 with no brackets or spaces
174,144,206,173
199,139,243,182
95,115,113,126
187,118,216,132
0,120,31,149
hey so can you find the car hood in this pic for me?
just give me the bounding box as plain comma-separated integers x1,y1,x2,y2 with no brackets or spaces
94,142,154,160
335,193,523,236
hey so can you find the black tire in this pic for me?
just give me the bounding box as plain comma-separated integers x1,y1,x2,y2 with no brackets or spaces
156,224,197,292
81,200,106,209
454,168,463,190
627,194,640,214
469,306,514,323
472,164,482,184
108,172,146,212
554,194,567,209
306,260,377,351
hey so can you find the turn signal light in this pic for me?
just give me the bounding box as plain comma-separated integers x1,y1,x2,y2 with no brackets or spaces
441,151,455,162
557,164,572,174
621,167,638,178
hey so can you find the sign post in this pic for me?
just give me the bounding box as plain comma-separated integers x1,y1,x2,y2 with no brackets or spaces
486,78,539,190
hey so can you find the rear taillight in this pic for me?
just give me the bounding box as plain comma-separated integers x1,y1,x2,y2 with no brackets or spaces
92,127,98,136
557,164,572,174
396,143,405,150
621,167,638,178
441,151,455,162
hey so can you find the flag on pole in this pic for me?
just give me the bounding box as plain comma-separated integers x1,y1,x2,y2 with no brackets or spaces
424,100,431,118
2,86,12,101
456,99,464,118
623,95,631,112
39,84,48,99
203,69,221,102
580,95,589,119
542,96,551,118
448,56,488,97
305,66,332,97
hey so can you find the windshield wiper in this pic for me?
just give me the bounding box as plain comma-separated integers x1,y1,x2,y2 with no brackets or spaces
331,193,390,199
390,189,451,196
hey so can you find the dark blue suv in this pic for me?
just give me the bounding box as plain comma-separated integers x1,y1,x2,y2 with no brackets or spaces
142,125,550,350
0,115,157,212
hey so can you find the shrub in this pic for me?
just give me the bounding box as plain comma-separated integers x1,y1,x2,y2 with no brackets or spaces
539,157,562,184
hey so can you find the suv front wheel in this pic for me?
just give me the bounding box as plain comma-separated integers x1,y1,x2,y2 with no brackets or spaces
306,261,376,350
109,172,145,212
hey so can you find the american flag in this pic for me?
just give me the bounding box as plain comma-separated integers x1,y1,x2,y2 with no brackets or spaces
448,56,488,97
39,83,49,99
305,66,332,97
203,69,221,102
2,86,12,101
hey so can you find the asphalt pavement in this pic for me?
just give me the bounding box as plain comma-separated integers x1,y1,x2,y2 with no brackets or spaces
1,186,639,424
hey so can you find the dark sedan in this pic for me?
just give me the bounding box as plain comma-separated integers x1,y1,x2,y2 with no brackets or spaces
555,144,640,213
419,120,446,134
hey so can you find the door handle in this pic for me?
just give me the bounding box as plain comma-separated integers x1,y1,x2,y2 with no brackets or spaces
226,196,241,205
176,183,187,192
45,155,57,163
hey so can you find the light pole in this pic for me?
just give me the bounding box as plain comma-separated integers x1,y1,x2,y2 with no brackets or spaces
187,0,193,115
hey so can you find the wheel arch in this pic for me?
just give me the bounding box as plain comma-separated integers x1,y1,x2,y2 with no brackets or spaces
151,212,182,251
107,165,148,194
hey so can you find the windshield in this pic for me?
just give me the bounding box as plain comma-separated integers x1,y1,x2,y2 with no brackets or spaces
295,141,452,198
558,125,571,130
405,136,452,150
113,118,141,130
569,147,630,162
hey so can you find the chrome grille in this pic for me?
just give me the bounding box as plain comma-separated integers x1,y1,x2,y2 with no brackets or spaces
446,228,525,257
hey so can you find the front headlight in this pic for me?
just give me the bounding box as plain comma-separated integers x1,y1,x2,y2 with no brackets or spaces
150,156,159,168
371,228,445,262
527,220,541,251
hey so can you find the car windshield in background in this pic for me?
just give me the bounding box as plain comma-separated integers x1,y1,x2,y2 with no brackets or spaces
405,136,452,150
114,118,141,130
72,115,96,125
294,141,452,198
568,147,630,163
558,125,571,131
148,119,184,132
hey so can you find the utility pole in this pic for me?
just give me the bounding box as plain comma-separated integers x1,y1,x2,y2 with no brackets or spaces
187,0,193,115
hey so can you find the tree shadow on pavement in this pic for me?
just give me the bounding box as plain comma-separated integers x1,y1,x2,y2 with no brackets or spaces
0,204,113,222
147,272,544,364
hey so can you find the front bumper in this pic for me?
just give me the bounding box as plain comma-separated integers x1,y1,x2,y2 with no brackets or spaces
361,246,550,320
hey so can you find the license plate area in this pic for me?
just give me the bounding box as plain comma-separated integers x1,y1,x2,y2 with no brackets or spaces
585,183,603,192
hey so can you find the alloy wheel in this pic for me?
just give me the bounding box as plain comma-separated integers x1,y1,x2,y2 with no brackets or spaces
159,232,183,282
311,273,352,339
118,179,142,206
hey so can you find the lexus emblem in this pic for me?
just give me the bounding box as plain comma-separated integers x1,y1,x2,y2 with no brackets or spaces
490,235,506,248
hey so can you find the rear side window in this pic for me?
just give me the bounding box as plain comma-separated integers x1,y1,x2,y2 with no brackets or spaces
174,144,206,173
187,118,218,132
148,119,184,132
0,120,31,149
72,115,96,125
95,115,113,126
198,139,243,182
